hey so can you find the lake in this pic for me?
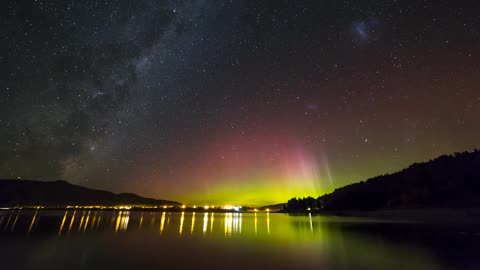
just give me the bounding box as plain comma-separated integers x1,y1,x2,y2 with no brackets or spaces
0,209,479,270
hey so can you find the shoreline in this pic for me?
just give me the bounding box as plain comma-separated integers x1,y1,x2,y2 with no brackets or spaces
2,207,480,222
281,208,480,224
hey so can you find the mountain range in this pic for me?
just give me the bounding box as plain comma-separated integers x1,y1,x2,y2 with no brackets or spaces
0,179,180,207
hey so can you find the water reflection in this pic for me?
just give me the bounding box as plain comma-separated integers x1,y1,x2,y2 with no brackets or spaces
0,210,313,237
10,209,20,232
210,212,214,233
309,213,313,232
190,212,195,234
114,211,130,232
223,213,244,236
58,211,68,235
179,212,185,235
139,213,144,229
1,209,20,232
1,210,478,270
95,212,102,230
83,211,91,232
160,212,166,234
27,209,39,234
90,211,97,230
266,212,270,235
202,213,208,234
224,213,232,236
3,211,13,230
78,211,85,231
68,210,76,232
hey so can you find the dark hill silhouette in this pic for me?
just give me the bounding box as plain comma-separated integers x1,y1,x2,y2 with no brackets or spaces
0,179,180,207
284,150,480,212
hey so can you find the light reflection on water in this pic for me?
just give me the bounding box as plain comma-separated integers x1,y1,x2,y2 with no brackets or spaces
160,212,166,234
2,210,316,238
0,209,479,270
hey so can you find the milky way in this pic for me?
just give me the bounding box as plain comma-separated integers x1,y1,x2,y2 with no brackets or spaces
1,1,480,205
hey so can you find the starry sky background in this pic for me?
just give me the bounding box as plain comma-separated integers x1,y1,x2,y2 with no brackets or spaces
1,0,480,205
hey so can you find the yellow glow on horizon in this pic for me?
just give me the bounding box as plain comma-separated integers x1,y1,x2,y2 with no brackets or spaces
178,173,327,206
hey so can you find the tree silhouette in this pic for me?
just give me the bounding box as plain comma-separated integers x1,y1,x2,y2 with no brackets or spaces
284,150,480,212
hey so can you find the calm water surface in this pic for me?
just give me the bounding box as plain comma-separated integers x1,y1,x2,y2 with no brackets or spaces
0,210,479,270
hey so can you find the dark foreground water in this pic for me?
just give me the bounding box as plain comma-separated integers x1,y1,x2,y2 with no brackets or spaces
0,209,479,270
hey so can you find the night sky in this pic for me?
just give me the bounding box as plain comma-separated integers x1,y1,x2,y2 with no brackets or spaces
1,1,480,206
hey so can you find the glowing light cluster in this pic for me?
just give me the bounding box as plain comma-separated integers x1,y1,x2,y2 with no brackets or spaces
222,205,242,211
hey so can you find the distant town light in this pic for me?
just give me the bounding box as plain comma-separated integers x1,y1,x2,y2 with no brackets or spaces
222,205,242,211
